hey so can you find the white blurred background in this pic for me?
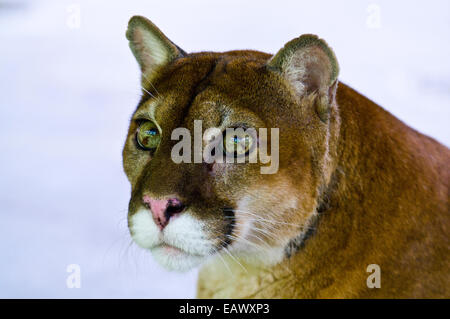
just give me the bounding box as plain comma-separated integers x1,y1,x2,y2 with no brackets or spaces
0,0,448,298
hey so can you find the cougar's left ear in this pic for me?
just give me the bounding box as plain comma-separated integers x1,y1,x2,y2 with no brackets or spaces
267,35,339,121
126,16,186,83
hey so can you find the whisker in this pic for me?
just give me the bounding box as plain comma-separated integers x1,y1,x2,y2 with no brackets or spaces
219,241,248,273
226,233,266,250
225,214,316,232
223,216,280,240
213,247,233,276
141,86,156,98
225,209,301,227
142,72,161,97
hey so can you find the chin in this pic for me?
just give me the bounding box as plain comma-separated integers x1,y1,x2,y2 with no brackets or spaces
151,245,206,271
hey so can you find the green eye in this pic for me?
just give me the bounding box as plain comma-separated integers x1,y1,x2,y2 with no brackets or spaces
136,121,161,150
223,131,254,157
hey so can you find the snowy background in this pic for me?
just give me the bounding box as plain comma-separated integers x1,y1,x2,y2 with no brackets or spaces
0,0,448,298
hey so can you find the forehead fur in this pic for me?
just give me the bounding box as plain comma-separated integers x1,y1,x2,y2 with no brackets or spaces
134,50,313,132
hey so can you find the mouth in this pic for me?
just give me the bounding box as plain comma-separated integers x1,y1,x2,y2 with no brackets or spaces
154,243,187,255
150,242,207,271
152,242,206,258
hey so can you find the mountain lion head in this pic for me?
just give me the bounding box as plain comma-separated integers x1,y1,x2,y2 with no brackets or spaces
123,16,340,271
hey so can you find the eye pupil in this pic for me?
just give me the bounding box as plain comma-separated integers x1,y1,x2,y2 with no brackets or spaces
223,129,254,158
137,121,161,150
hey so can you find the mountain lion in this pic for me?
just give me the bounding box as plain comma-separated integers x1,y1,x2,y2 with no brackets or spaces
122,16,450,298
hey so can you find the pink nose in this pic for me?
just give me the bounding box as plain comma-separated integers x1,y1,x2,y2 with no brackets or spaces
143,196,185,230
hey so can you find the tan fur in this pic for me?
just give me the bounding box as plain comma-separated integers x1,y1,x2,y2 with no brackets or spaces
123,16,450,298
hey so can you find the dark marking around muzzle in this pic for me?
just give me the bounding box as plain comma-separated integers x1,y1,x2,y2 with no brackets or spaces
222,207,235,248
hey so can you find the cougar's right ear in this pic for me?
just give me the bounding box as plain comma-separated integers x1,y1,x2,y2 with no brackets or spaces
126,16,186,83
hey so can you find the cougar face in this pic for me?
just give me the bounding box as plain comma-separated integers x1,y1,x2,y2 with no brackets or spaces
123,16,339,271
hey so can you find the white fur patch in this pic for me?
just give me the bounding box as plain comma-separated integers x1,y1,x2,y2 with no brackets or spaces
224,195,291,267
129,208,215,271
129,208,161,249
